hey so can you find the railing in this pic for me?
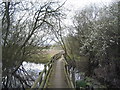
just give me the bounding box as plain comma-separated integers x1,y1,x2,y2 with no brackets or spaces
30,52,75,89
30,59,53,89
63,57,75,88
30,52,63,89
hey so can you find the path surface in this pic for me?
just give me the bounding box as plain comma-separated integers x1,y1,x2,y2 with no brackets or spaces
47,56,68,88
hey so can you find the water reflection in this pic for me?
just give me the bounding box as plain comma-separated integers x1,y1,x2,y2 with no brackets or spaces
75,72,81,80
20,61,45,79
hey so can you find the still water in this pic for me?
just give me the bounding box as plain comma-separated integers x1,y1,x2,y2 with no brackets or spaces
22,61,81,80
21,61,45,79
21,61,82,83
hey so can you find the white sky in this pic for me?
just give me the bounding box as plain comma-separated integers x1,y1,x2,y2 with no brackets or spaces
63,0,115,10
59,0,116,25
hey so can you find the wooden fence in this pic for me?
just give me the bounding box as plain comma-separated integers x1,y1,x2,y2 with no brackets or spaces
30,51,75,89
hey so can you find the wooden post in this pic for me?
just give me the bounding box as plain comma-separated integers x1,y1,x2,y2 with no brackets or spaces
48,63,50,69
71,67,75,87
39,72,42,86
68,65,71,74
44,65,47,74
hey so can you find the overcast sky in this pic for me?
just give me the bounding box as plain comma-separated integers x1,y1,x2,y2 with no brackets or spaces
63,0,116,10
57,0,115,25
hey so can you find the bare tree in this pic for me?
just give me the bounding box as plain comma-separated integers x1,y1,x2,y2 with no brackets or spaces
2,0,66,88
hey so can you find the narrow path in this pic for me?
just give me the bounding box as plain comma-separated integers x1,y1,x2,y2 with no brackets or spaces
47,55,68,88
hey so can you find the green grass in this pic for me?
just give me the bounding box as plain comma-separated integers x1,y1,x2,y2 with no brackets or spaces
25,51,51,64
67,53,81,61
76,80,87,88
76,76,107,88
